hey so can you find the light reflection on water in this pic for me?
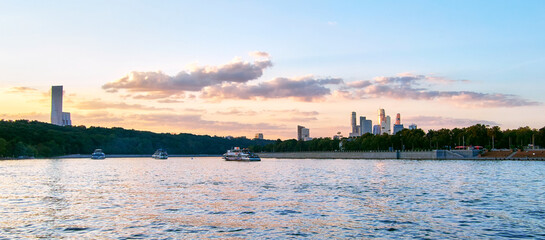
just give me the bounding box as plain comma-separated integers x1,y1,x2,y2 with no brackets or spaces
1,158,544,239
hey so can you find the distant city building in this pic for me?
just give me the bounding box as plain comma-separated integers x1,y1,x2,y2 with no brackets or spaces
381,115,391,135
393,113,404,135
349,111,361,138
333,132,343,140
351,112,358,134
62,112,72,126
302,128,311,141
254,133,264,139
409,124,417,130
393,124,404,135
373,124,381,135
378,108,385,124
349,112,360,137
51,85,71,126
351,109,401,135
376,108,392,135
297,125,310,141
360,116,372,135
350,112,373,137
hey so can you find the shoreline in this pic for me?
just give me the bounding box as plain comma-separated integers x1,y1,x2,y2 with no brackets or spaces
258,151,545,161
2,151,544,161
0,154,222,160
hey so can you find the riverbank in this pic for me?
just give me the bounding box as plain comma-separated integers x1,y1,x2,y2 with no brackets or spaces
258,150,545,160
1,154,221,160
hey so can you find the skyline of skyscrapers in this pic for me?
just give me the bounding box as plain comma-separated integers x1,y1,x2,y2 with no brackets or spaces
300,109,418,140
349,109,416,137
350,112,373,137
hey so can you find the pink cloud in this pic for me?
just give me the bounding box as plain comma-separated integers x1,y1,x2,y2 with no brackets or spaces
346,73,539,107
201,76,343,102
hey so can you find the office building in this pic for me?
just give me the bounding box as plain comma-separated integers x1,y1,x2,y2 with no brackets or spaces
349,112,360,137
381,115,391,135
254,133,264,139
62,112,72,126
378,109,385,124
297,125,310,141
350,112,373,137
360,116,372,135
51,86,63,125
373,125,381,135
409,124,417,130
393,113,404,135
51,86,71,126
351,112,359,135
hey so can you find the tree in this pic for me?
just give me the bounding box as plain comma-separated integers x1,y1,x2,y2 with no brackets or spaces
0,138,7,157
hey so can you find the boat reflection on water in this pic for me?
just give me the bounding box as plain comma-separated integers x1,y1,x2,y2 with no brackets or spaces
223,147,260,161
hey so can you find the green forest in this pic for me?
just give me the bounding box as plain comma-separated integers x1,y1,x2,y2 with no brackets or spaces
1,120,544,158
250,124,545,152
0,120,272,158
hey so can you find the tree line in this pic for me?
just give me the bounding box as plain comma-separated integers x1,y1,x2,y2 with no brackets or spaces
250,124,545,152
0,120,272,158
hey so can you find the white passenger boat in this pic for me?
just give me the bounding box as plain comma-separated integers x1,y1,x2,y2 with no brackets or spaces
152,149,168,159
91,149,106,159
223,147,261,161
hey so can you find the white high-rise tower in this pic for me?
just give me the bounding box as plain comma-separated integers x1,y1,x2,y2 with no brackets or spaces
51,85,71,126
51,86,63,126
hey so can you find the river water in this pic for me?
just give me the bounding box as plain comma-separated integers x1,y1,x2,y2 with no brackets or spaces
1,157,544,239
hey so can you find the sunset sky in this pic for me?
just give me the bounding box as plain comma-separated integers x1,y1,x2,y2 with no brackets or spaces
1,1,544,139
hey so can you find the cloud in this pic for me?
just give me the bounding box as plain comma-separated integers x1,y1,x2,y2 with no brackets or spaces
404,116,499,129
157,99,184,103
249,51,270,58
103,53,273,96
183,108,207,113
201,76,344,102
74,99,172,111
216,108,258,116
217,108,320,123
215,108,319,122
6,87,39,93
268,109,319,116
128,92,182,100
346,73,539,107
71,111,125,124
346,80,372,88
132,113,286,132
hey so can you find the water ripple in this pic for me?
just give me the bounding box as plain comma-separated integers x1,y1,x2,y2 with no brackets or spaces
1,158,544,239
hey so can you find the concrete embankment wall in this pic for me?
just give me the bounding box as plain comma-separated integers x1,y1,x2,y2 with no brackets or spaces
259,150,480,160
258,151,397,159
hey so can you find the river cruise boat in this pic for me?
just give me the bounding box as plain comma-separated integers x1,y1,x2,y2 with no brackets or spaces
152,149,168,159
91,149,106,159
223,147,261,161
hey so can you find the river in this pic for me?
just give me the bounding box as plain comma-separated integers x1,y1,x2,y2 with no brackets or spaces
1,157,544,239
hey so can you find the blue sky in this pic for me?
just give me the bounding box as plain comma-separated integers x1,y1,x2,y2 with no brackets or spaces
1,1,544,139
